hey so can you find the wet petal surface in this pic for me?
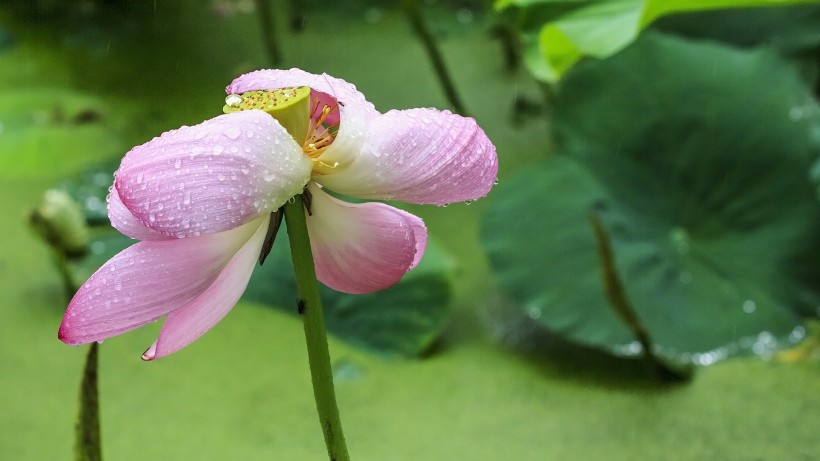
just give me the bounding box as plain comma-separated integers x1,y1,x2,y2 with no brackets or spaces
316,108,498,205
115,110,311,238
58,219,263,345
143,218,269,360
305,184,427,294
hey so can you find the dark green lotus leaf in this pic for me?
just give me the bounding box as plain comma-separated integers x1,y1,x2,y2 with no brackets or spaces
246,234,456,358
0,88,123,179
483,33,820,362
655,4,820,55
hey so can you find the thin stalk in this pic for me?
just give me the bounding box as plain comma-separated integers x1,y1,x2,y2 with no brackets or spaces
283,195,350,461
254,0,283,66
588,210,692,382
52,245,103,461
402,0,468,115
75,342,102,461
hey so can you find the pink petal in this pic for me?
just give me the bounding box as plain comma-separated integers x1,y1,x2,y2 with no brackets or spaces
316,108,498,205
305,183,427,294
142,217,269,360
227,69,380,175
115,110,311,238
58,219,264,345
107,186,172,241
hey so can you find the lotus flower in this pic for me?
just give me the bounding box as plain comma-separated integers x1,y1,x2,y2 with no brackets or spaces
59,69,498,359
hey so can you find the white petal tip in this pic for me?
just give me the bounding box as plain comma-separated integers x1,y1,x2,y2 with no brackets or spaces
141,343,157,361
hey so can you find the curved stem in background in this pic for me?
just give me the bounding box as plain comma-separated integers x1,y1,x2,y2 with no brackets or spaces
402,0,468,116
254,0,283,66
75,342,102,461
588,210,692,383
46,234,103,461
284,195,351,461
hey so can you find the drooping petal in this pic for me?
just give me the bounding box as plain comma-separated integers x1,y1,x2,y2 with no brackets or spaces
58,219,264,345
142,218,269,360
227,69,380,174
115,110,311,238
305,183,427,294
316,108,498,205
107,186,172,241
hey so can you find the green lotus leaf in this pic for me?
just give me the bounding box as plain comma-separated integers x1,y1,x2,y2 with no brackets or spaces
482,33,820,362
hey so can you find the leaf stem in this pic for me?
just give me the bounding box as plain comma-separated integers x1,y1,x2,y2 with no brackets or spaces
75,342,102,461
402,0,468,115
254,0,283,66
48,235,103,461
283,195,351,461
588,210,692,382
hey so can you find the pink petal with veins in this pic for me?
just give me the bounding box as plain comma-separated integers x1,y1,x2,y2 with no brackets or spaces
58,219,263,345
107,186,172,241
305,184,427,294
115,110,311,238
142,218,269,360
317,108,498,205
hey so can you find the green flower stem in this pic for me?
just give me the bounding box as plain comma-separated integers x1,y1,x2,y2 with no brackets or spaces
283,195,351,461
75,342,102,461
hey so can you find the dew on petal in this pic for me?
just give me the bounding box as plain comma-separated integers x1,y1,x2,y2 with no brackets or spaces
224,126,242,140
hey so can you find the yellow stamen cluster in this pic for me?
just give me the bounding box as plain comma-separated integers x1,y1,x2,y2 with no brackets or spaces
223,87,303,113
303,102,338,159
303,101,340,172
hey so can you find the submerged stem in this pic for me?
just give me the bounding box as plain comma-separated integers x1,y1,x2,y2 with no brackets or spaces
283,195,350,461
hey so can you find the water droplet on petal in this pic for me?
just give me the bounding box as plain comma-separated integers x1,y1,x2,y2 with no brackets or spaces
224,127,241,140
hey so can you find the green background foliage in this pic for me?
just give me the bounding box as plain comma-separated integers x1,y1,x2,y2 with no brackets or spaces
0,1,818,460
484,32,820,362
